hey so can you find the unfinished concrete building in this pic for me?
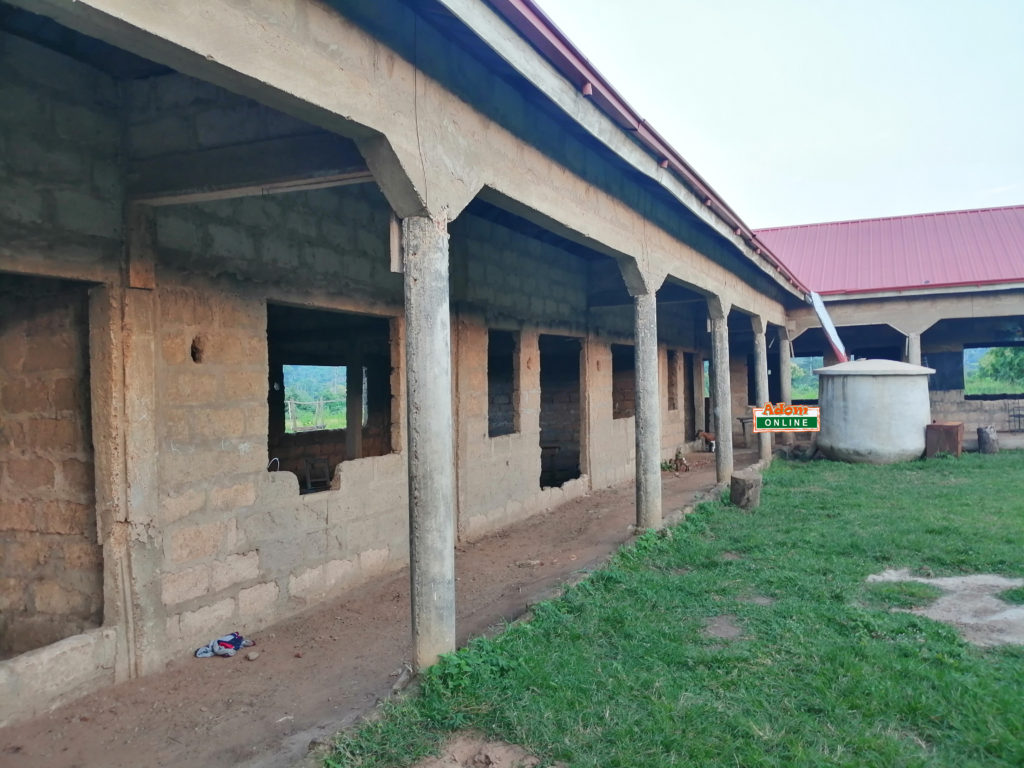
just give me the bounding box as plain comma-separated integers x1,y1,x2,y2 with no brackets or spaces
758,206,1024,435
0,0,812,724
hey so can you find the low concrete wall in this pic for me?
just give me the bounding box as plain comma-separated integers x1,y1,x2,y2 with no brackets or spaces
0,627,118,728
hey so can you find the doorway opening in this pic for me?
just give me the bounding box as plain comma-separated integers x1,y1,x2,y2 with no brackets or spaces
538,334,582,488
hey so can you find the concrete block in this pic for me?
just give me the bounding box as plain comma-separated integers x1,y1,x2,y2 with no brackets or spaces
53,189,121,239
211,550,260,592
288,564,324,601
178,597,236,640
208,223,255,262
156,214,202,253
208,480,257,511
160,487,206,525
161,564,211,605
238,580,279,617
166,519,233,563
730,469,763,510
0,177,45,225
52,102,119,150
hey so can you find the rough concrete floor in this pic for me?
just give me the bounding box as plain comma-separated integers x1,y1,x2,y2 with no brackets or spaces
867,568,1024,647
0,448,756,768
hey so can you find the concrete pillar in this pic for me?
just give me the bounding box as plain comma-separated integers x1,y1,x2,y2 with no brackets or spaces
633,291,662,530
122,205,164,676
346,358,363,460
778,328,794,445
402,214,456,671
708,299,733,483
905,332,922,366
751,316,771,462
692,352,706,437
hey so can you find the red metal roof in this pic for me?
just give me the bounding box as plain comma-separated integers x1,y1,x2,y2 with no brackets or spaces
754,205,1024,295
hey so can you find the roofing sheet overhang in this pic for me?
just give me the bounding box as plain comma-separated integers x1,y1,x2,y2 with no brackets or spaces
755,205,1024,296
461,0,809,297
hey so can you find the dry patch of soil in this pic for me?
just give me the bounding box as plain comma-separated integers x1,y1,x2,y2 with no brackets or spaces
866,568,1024,647
703,614,744,640
410,732,564,768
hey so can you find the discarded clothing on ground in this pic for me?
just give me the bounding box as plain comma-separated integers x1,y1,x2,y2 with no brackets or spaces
194,631,255,658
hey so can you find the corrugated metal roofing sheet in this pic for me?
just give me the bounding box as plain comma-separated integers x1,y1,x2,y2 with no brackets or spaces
754,205,1024,295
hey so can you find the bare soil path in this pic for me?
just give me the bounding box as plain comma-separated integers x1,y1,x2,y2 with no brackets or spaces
0,449,753,768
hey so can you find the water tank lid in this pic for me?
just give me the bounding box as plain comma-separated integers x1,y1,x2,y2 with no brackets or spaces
814,359,935,376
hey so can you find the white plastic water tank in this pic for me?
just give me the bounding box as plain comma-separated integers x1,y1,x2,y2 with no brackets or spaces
815,359,935,464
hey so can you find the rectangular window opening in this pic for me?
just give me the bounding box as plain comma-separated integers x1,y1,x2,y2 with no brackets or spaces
963,345,1024,398
667,349,679,411
791,356,823,402
612,343,635,419
488,329,519,438
268,304,393,492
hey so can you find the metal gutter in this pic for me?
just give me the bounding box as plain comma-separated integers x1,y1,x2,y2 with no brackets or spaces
818,277,1024,299
485,0,809,294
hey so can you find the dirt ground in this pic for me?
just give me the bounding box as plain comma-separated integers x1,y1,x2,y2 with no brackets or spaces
406,732,565,768
0,449,754,768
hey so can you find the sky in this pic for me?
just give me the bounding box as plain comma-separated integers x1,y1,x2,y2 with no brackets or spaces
533,0,1024,229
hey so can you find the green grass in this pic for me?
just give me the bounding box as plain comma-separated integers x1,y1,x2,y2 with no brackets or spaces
862,582,944,610
997,587,1024,605
327,452,1024,768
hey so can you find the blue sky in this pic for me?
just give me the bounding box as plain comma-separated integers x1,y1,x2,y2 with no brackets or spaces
535,0,1024,228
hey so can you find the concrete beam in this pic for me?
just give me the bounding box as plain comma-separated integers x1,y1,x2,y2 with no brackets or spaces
402,213,456,671
633,292,662,530
128,133,372,206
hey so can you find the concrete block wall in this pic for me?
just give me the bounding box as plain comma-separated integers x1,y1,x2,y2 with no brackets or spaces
125,72,313,159
930,390,1021,434
451,213,589,329
0,277,102,658
661,347,689,456
0,32,123,274
151,267,410,658
730,353,751,444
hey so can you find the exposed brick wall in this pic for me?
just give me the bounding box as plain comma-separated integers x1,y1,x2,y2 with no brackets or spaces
0,276,101,658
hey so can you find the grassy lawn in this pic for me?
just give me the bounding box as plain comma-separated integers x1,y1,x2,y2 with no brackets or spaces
328,452,1024,768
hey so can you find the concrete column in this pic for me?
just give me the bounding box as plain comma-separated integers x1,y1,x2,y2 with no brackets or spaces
751,316,771,462
346,359,363,460
633,291,662,530
122,205,164,676
692,352,706,437
905,332,922,366
778,328,794,445
402,214,456,671
708,299,733,483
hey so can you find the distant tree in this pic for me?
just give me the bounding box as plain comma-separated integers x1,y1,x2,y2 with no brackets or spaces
977,347,1024,384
